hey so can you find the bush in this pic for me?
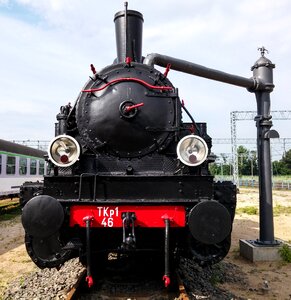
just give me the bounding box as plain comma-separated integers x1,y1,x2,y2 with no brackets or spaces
279,244,291,263
236,206,258,215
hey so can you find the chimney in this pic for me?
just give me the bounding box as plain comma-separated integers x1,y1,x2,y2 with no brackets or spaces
114,3,144,63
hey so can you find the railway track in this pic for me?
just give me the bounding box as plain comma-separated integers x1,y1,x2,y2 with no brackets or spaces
66,253,190,300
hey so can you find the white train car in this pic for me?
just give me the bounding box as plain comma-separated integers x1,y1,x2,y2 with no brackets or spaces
0,139,46,198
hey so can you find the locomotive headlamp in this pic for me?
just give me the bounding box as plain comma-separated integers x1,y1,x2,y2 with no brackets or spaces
48,135,80,167
176,135,208,166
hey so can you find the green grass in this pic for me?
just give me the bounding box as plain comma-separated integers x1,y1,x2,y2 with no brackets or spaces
237,205,291,216
236,206,258,215
210,264,225,285
238,175,291,181
273,205,291,216
0,206,21,221
279,244,291,263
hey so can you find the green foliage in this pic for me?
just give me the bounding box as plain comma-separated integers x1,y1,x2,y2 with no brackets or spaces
212,146,291,177
273,149,291,175
237,146,258,177
210,272,224,285
279,244,291,263
211,145,258,176
282,150,291,170
236,206,258,215
210,264,225,285
0,206,21,221
273,205,291,216
236,205,291,216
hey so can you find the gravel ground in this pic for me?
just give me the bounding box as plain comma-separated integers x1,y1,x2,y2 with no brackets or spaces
2,255,248,300
2,258,85,300
178,257,248,300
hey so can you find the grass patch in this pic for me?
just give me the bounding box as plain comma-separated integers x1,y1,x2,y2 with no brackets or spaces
237,205,291,216
231,246,241,259
210,264,225,285
279,244,291,263
0,206,21,221
273,205,291,216
236,206,258,215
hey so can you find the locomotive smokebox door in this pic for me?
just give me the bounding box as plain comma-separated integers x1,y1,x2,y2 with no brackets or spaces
77,63,177,158
188,201,232,245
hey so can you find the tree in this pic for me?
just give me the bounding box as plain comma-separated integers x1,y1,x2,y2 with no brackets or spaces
209,146,258,177
273,149,291,175
237,146,258,176
272,160,287,175
281,149,291,173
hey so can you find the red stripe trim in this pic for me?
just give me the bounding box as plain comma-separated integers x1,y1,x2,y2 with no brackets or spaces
82,77,173,93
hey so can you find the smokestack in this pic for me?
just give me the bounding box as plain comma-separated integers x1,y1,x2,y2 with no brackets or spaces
114,3,144,63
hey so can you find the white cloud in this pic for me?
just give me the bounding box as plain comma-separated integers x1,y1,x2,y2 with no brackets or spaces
0,0,291,155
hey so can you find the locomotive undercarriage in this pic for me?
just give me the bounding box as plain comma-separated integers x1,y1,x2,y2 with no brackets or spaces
23,173,236,287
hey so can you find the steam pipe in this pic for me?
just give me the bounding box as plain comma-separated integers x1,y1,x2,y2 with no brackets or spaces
144,53,260,90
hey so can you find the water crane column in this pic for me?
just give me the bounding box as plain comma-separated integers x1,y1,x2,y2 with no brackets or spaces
250,47,279,245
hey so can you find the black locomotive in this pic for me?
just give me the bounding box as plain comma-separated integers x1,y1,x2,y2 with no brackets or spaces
21,4,236,288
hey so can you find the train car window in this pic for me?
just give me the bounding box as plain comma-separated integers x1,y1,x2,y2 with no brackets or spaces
19,157,27,175
0,154,2,174
39,160,45,175
6,156,16,175
30,159,37,175
47,162,52,175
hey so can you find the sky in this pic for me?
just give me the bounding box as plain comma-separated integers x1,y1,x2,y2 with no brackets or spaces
0,0,291,160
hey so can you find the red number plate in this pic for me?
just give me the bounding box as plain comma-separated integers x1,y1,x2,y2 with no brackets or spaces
70,205,185,228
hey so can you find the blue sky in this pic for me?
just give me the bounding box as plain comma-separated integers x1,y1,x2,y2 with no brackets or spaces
0,0,291,159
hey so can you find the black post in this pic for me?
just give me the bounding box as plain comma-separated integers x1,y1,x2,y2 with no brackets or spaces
251,47,279,245
83,216,94,287
163,218,171,287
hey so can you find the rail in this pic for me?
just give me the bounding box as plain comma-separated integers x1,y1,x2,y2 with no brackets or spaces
65,256,189,300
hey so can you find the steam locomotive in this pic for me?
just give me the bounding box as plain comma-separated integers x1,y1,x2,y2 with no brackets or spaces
21,4,236,288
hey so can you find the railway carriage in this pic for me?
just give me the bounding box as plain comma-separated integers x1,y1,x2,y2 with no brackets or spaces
0,139,46,198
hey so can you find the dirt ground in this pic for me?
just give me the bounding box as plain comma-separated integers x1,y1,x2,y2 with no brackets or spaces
0,188,291,299
221,188,291,300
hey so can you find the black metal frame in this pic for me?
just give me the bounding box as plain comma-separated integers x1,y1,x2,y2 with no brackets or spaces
44,174,213,203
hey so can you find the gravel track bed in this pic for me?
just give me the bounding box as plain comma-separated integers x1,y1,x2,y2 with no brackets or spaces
178,257,248,300
3,256,249,300
3,258,85,300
